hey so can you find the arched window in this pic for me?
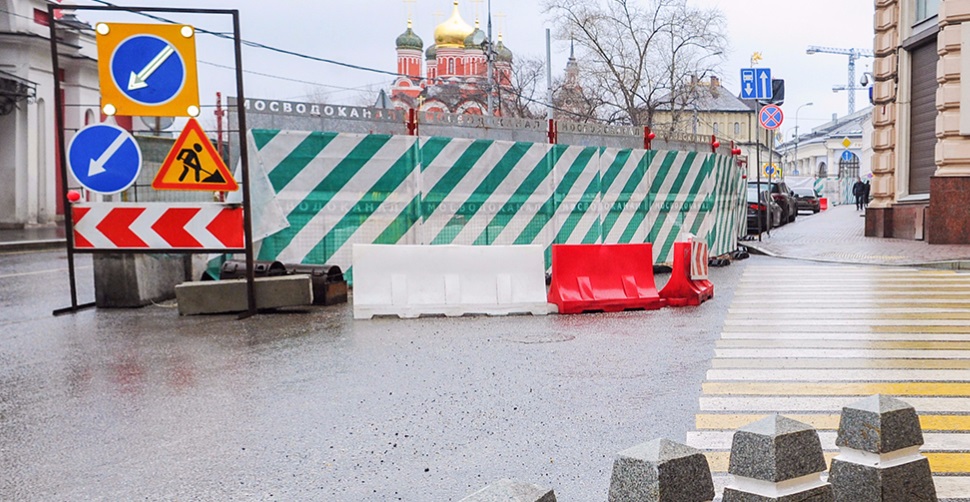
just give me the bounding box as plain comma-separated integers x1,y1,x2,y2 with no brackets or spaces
838,152,859,180
817,162,828,178
713,123,719,135
448,58,455,74
734,122,740,135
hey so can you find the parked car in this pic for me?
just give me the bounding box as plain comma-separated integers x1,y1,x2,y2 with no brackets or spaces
748,181,798,224
792,187,821,213
746,187,783,234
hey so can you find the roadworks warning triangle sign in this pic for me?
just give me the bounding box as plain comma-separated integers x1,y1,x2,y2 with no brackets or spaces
153,118,238,191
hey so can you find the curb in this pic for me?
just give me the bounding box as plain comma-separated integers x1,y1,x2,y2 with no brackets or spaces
0,239,66,253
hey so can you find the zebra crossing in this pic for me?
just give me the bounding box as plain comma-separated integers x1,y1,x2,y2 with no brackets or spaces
687,263,970,499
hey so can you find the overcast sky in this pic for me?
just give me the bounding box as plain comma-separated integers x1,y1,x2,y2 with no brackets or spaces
75,0,874,138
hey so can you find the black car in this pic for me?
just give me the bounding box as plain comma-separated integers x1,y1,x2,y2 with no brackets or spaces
748,181,797,224
792,187,821,213
746,186,783,234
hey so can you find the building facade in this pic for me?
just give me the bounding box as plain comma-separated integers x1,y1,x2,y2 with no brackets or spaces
652,76,768,178
0,0,99,228
390,0,512,115
869,0,970,243
777,108,873,205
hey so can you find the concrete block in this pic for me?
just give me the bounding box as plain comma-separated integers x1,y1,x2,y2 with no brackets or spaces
608,438,714,502
828,395,938,501
723,415,833,502
94,253,190,308
458,478,556,502
175,275,313,315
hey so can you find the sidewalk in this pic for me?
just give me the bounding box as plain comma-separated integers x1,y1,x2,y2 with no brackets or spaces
743,203,970,267
0,225,66,252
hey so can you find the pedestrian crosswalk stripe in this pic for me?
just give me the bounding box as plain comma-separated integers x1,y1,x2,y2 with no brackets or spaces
730,306,970,313
699,395,970,412
695,413,970,431
690,430,970,451
715,348,970,359
721,332,970,341
702,452,970,474
702,382,970,396
720,325,970,334
707,369,970,381
726,318,970,326
717,339,970,349
712,358,970,368
729,299,970,307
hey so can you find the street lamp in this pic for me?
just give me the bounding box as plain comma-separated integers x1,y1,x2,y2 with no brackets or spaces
794,102,813,176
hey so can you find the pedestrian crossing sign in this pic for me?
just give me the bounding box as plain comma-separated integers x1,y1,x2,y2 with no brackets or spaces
152,118,238,191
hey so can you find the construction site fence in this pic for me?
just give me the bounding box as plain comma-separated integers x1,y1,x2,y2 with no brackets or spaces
234,130,746,284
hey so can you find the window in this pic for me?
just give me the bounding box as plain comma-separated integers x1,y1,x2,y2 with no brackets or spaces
734,122,740,135
916,0,940,24
713,123,719,134
448,58,455,74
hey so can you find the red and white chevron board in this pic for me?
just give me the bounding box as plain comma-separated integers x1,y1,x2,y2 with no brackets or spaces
71,203,245,250
690,240,709,280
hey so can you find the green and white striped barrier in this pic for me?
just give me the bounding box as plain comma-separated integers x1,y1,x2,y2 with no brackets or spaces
239,131,745,283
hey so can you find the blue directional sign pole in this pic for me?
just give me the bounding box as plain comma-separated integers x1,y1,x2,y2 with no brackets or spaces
67,123,142,195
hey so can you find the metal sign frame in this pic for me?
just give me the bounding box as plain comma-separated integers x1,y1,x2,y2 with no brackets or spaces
48,5,258,317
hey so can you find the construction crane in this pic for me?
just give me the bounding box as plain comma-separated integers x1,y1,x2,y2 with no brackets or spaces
806,45,875,114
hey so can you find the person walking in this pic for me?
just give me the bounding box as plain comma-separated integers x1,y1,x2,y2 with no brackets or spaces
862,180,871,209
852,178,865,210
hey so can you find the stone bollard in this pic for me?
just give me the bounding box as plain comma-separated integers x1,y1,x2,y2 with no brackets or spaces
828,395,937,501
458,478,556,502
607,438,715,502
723,415,833,501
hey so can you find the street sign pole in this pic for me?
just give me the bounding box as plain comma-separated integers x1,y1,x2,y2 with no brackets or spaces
232,10,258,319
48,4,92,315
49,4,256,317
756,104,762,241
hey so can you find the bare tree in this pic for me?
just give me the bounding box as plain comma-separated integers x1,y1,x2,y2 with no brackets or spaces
544,0,727,126
503,54,605,121
501,56,546,118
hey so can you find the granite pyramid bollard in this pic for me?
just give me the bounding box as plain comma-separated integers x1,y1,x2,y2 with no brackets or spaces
607,438,715,502
458,478,556,502
828,395,937,501
723,415,834,501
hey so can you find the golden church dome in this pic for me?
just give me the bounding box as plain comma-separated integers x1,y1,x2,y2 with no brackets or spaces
434,1,474,48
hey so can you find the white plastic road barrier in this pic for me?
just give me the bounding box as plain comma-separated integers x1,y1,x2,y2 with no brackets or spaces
352,244,550,319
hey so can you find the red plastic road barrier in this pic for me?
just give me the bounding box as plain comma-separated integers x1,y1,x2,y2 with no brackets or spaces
659,240,714,307
820,197,828,210
547,243,665,314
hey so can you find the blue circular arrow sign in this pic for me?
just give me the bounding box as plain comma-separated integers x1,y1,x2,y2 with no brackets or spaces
67,124,142,194
110,35,186,106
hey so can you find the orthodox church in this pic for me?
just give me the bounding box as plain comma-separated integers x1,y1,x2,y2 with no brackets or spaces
390,1,513,115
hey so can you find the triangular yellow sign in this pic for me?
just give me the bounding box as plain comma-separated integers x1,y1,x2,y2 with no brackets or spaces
153,118,238,191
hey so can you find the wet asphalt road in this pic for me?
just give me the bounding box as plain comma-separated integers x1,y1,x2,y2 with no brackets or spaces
0,249,749,501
